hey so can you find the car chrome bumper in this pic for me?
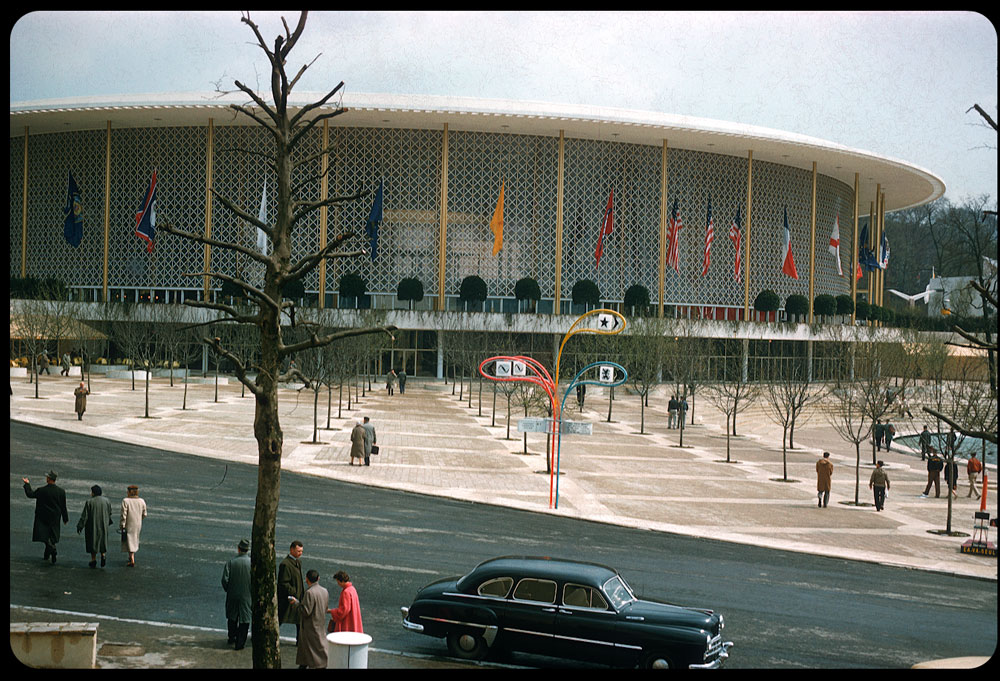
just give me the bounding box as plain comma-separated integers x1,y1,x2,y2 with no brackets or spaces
400,606,424,633
689,641,734,669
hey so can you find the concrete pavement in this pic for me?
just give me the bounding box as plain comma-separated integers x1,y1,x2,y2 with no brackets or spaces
9,371,997,667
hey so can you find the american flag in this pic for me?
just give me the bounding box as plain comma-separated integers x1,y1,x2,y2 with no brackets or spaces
729,209,743,281
667,198,683,272
701,197,715,277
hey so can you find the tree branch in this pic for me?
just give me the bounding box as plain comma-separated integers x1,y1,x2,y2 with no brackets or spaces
205,335,265,399
279,324,397,359
922,406,997,444
158,219,271,268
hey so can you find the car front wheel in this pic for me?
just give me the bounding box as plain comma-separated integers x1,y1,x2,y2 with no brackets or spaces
447,631,489,661
641,651,675,669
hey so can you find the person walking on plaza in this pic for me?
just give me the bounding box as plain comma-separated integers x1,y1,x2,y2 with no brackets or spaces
328,570,364,634
816,452,833,508
76,484,113,568
921,449,943,498
967,452,983,499
120,485,147,567
869,460,891,511
60,352,72,376
293,570,330,669
919,425,932,460
277,541,305,642
74,381,89,420
385,369,396,396
38,352,51,375
944,457,959,498
884,420,896,451
362,416,377,466
350,421,367,466
668,395,678,429
398,368,407,394
873,419,885,451
222,539,252,650
22,471,69,563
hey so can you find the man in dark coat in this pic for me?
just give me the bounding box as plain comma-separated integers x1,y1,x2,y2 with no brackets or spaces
22,471,69,563
222,539,252,650
76,484,113,567
277,540,305,641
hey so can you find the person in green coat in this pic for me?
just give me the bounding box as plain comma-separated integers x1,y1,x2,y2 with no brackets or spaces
76,485,113,568
222,539,252,650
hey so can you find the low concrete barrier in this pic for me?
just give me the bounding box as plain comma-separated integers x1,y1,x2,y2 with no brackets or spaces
10,622,98,669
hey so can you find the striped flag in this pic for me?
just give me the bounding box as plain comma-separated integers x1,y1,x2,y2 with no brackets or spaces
829,214,843,276
134,170,158,253
781,207,799,279
701,197,715,277
667,198,683,272
729,209,743,282
594,189,614,268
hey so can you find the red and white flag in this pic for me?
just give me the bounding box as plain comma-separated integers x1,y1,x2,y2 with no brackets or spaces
701,197,715,277
829,214,843,276
729,210,743,282
781,207,799,279
594,189,614,268
667,198,683,272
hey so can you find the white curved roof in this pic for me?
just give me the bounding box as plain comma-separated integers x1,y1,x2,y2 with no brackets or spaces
10,91,944,212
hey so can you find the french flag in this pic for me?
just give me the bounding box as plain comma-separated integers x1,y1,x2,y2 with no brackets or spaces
781,207,798,279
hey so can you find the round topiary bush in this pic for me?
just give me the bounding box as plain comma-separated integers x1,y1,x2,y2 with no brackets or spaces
397,277,424,309
624,284,650,314
754,289,780,312
814,294,836,319
459,275,488,309
571,279,601,310
785,294,809,320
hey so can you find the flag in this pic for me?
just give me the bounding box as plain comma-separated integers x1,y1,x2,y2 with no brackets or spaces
366,179,384,261
829,215,843,276
257,176,268,255
879,231,890,270
729,208,743,282
134,170,158,253
489,181,504,256
701,197,715,277
594,189,614,268
781,207,799,279
667,198,683,272
63,172,83,248
858,222,879,272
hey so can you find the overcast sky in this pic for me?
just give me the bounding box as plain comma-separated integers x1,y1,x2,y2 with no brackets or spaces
10,10,997,204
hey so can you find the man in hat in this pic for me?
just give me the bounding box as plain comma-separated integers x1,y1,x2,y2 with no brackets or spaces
76,485,113,567
22,471,69,563
222,539,252,650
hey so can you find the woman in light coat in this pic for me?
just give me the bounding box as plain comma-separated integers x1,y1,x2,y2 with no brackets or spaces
120,485,147,566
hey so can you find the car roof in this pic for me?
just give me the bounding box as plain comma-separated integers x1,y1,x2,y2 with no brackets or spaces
463,556,621,586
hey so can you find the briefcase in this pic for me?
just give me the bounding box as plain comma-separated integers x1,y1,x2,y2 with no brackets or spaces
370,445,380,455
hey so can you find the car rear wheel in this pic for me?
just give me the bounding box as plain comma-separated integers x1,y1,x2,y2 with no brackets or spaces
447,631,489,661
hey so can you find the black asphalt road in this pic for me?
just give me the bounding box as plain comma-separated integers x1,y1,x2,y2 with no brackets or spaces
9,421,997,668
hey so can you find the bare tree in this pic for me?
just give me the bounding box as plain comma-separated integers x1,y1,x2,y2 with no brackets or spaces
157,13,395,668
619,316,667,435
703,339,761,463
762,359,823,481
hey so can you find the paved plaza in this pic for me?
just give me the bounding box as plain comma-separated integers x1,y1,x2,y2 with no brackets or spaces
11,370,995,583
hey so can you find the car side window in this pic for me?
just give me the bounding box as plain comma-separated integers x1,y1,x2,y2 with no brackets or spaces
512,578,557,604
477,577,513,599
563,584,609,610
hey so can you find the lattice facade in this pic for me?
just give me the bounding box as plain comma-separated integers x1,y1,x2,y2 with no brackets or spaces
10,121,855,308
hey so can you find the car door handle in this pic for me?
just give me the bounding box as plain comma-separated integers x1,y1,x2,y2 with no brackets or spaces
558,609,573,615
542,607,557,613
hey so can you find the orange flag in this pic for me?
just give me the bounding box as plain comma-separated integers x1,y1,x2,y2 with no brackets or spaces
490,181,505,255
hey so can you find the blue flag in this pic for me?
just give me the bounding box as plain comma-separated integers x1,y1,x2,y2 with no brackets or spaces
366,179,383,261
858,222,879,272
134,170,158,253
63,172,83,248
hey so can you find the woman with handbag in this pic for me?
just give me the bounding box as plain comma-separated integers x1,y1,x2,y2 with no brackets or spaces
120,485,147,567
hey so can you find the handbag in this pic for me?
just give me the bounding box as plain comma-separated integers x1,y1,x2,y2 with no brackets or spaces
370,445,380,456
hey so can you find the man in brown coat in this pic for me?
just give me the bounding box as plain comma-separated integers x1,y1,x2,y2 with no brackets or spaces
74,382,89,420
293,570,330,669
816,452,833,508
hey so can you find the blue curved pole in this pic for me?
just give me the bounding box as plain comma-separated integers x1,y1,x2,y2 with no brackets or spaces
554,361,627,509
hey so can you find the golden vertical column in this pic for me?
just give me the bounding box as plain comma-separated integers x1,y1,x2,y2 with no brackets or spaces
103,122,112,302
743,150,753,320
867,200,875,304
658,139,669,318
808,161,817,324
850,173,859,324
203,119,215,300
318,120,329,308
437,123,449,311
878,190,886,307
21,128,28,278
872,183,881,312
554,130,565,314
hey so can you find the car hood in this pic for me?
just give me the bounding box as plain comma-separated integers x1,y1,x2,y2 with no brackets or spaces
620,599,719,630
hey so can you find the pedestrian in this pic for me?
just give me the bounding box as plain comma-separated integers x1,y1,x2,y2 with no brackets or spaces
944,457,959,498
967,452,983,499
362,416,377,466
293,570,330,669
869,460,890,511
816,452,833,508
398,368,407,394
38,352,51,375
76,484,113,568
668,395,678,429
884,420,896,451
350,421,367,466
222,539,252,650
946,430,957,457
919,425,932,460
277,541,305,641
327,570,364,634
576,383,587,410
921,449,943,498
679,396,689,429
74,381,90,420
873,419,884,451
120,485,147,567
61,352,71,376
22,471,69,564
385,369,396,396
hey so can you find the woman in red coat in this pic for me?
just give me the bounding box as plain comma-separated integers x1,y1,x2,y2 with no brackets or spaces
328,570,364,633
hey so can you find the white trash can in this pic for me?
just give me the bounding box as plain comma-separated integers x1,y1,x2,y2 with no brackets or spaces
326,631,372,669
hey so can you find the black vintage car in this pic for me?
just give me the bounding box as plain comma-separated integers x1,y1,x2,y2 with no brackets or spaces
401,556,732,669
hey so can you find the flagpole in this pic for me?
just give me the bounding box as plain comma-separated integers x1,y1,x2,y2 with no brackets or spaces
878,190,887,309
867,199,875,311
21,127,29,279
437,123,449,311
873,183,881,325
743,150,753,320
103,121,111,302
203,118,214,301
808,161,817,324
658,139,668,318
851,173,859,324
555,130,565,314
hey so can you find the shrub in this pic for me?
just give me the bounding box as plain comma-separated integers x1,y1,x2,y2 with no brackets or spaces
835,294,854,317
397,277,424,309
624,284,651,314
571,279,601,309
458,275,488,309
814,294,836,319
514,277,541,302
855,299,870,321
754,289,780,312
785,294,809,320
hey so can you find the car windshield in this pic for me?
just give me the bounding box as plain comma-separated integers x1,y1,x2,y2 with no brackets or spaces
602,575,636,610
